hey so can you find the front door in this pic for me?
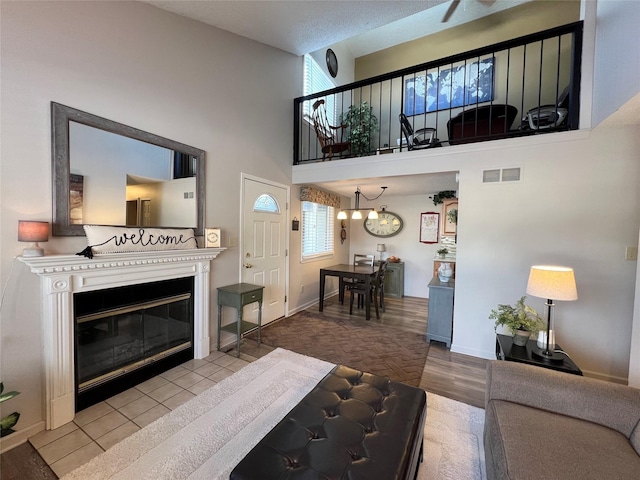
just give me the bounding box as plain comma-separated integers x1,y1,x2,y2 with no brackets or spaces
241,175,288,325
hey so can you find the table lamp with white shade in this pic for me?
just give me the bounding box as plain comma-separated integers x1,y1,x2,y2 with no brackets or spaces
526,265,578,362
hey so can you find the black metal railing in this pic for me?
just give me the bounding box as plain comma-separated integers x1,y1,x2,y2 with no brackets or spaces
294,21,583,164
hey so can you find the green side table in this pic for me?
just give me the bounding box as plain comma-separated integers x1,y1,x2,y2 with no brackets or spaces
217,283,264,357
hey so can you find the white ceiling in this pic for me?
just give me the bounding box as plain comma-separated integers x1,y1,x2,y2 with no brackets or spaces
312,172,459,199
143,0,528,57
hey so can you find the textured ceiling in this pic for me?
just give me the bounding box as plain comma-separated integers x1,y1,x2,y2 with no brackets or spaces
142,0,530,57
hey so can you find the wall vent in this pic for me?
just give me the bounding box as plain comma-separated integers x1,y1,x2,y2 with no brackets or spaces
483,167,522,184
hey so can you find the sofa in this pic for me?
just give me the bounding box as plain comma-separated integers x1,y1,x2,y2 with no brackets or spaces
484,360,640,479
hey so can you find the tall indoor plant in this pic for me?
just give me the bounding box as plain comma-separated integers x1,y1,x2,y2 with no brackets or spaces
339,101,379,157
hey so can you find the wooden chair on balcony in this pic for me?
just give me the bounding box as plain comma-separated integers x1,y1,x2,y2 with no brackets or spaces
311,99,350,161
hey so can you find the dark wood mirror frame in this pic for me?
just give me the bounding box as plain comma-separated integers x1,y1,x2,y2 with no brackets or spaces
51,102,205,236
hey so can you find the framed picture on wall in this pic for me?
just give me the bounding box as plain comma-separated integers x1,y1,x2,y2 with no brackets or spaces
443,199,458,236
420,212,439,244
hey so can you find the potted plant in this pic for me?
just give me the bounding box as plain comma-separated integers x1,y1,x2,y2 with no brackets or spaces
431,191,457,206
339,101,379,157
437,247,448,258
490,296,544,346
0,383,20,437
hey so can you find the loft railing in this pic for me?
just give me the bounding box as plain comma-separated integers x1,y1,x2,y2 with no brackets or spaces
294,21,583,165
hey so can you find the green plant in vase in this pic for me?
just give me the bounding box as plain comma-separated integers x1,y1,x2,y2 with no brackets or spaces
0,383,20,437
490,296,544,346
339,101,379,157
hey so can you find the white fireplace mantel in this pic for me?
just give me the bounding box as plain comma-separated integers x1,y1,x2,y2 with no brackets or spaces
19,248,225,429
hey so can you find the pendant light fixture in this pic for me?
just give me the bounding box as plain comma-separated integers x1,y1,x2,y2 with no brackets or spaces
337,186,387,220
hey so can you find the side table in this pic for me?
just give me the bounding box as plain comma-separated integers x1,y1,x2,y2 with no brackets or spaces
495,334,582,375
217,283,264,357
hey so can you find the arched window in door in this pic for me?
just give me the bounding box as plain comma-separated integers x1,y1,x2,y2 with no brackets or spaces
253,194,280,214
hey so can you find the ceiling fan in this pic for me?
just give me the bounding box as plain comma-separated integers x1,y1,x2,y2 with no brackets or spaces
442,0,496,23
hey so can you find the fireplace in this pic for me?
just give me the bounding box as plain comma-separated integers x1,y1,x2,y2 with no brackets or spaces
19,248,223,429
74,277,195,411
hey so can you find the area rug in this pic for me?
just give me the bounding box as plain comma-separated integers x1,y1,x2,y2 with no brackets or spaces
61,348,334,480
247,308,428,386
62,348,485,480
420,392,487,480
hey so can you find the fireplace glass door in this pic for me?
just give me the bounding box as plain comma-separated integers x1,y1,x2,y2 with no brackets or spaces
74,277,194,410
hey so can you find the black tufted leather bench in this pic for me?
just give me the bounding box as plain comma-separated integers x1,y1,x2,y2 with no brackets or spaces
230,365,427,480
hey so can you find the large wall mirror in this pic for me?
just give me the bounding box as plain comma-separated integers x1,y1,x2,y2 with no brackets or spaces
52,102,205,236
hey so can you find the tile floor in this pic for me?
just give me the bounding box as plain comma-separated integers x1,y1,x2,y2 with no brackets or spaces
28,348,266,478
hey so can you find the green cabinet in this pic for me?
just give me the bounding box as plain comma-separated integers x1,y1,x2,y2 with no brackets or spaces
384,261,404,298
427,276,455,347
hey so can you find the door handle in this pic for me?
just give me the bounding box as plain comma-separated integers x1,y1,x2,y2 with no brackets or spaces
244,263,253,269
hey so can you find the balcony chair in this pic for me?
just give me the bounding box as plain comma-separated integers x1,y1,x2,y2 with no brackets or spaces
339,254,375,305
349,260,387,319
520,85,570,131
399,113,441,150
311,99,350,161
447,104,518,145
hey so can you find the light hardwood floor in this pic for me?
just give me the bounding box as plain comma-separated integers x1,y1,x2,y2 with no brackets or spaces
328,294,488,408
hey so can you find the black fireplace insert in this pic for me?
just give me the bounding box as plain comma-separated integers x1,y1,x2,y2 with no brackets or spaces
74,277,194,411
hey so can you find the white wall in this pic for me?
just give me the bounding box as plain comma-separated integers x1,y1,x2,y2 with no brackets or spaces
0,1,300,438
591,0,640,126
452,125,639,382
349,194,447,298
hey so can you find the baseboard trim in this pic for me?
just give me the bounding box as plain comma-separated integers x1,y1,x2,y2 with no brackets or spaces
450,343,495,360
0,420,45,454
288,290,338,316
581,369,628,385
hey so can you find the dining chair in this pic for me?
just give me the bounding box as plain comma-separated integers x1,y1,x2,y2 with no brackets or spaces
353,253,375,266
340,254,375,304
349,260,387,319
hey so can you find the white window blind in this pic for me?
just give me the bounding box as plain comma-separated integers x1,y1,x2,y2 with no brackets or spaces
303,54,337,123
301,201,334,260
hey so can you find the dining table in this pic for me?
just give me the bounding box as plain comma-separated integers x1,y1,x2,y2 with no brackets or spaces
319,263,377,320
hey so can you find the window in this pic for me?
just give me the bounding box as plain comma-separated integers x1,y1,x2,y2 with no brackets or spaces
303,54,337,123
301,201,334,260
253,194,280,213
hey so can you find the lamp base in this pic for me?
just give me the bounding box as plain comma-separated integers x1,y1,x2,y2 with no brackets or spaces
22,243,44,257
531,347,564,364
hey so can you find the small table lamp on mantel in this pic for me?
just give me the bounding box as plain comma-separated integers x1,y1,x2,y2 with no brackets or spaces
377,243,386,261
18,220,49,257
526,265,578,363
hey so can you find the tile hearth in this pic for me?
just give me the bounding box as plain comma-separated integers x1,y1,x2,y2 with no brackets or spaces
28,348,270,478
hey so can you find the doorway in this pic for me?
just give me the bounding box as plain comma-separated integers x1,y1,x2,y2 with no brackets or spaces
241,174,289,325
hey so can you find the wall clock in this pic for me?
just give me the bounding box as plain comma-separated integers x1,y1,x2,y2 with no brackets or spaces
205,227,221,248
326,48,338,78
364,211,403,238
